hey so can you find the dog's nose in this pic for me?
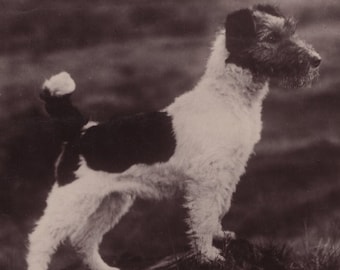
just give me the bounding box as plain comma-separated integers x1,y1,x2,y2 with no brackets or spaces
310,55,321,68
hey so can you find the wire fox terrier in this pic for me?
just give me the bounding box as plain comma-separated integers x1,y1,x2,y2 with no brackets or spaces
27,4,321,270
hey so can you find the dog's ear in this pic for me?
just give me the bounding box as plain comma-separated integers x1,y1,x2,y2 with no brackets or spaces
254,4,283,18
225,8,256,54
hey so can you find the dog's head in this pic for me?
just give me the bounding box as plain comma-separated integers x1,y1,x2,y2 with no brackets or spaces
225,4,321,88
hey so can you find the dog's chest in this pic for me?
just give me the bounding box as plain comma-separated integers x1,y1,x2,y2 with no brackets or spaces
169,92,263,173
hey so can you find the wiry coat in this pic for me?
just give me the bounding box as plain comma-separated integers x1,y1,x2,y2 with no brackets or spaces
26,4,321,270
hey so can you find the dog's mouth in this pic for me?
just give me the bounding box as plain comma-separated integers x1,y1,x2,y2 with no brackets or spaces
272,66,320,89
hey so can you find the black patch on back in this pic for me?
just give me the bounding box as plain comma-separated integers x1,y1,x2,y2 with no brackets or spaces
56,142,80,186
254,4,283,18
79,112,176,173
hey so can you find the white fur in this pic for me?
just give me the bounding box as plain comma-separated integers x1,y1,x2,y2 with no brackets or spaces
82,121,99,130
27,31,269,270
42,71,76,96
81,121,99,135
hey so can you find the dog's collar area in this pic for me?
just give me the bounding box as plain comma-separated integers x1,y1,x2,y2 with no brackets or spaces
225,55,268,84
225,54,254,72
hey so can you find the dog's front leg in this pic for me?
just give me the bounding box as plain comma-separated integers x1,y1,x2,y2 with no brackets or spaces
213,196,236,242
184,159,238,262
184,178,231,262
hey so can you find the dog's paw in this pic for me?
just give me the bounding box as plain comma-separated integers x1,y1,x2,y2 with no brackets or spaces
42,71,76,97
214,230,236,241
198,246,225,263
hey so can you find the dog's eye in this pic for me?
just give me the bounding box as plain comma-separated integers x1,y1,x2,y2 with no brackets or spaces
265,33,280,43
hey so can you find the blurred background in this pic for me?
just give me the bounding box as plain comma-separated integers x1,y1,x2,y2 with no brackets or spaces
0,0,339,269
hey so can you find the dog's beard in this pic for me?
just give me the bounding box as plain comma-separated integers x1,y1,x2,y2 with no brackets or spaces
273,67,320,89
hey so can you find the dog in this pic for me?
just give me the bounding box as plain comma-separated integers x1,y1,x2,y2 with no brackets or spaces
26,4,321,270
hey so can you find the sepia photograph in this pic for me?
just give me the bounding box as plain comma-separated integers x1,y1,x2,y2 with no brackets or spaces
0,1,339,269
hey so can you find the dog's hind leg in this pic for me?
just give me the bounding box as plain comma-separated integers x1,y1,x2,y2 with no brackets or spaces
27,186,73,270
27,215,66,270
70,193,135,270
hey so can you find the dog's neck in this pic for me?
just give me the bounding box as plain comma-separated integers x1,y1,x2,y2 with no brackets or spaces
198,30,269,106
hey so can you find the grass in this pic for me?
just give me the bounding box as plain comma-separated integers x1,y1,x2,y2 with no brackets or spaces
146,239,340,270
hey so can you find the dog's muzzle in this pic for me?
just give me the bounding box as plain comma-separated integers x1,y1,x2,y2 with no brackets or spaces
310,55,321,68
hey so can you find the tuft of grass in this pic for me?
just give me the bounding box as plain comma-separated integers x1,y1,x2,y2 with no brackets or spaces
294,241,340,270
145,239,340,270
